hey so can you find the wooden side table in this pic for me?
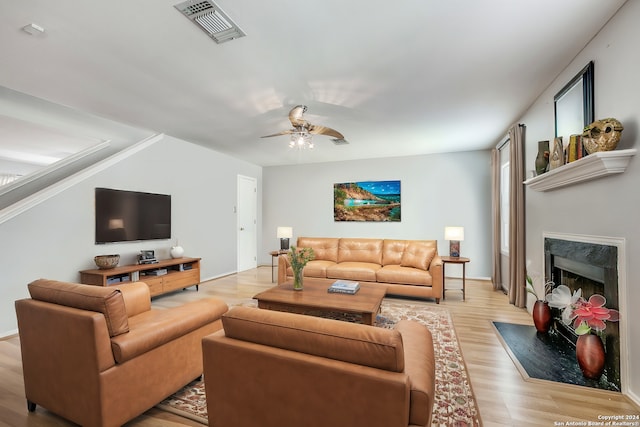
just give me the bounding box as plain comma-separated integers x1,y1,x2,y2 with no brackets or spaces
269,250,288,282
441,256,470,301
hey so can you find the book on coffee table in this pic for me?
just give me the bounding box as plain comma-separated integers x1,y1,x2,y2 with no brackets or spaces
328,280,360,294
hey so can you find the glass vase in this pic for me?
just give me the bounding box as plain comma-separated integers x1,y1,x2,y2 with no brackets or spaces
293,268,304,291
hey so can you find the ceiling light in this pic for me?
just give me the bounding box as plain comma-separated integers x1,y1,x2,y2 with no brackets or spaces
22,23,45,36
288,128,314,150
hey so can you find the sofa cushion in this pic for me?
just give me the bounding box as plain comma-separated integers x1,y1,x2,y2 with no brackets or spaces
326,262,380,282
376,265,432,286
28,279,129,337
221,306,405,372
338,238,383,264
297,237,339,262
298,260,336,278
382,239,408,266
400,243,436,270
110,298,228,363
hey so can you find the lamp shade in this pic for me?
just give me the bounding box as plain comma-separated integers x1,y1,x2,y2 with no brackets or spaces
277,226,293,239
444,226,464,241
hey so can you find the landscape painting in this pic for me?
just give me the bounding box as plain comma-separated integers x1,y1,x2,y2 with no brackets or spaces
334,180,401,222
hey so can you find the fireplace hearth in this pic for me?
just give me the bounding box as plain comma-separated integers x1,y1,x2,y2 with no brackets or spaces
544,234,622,390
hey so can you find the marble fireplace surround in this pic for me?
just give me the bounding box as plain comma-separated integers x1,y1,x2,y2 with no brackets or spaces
542,232,629,394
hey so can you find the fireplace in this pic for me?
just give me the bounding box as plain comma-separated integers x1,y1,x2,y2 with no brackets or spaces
544,233,625,391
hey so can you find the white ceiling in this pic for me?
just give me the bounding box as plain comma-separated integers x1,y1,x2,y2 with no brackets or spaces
0,0,627,167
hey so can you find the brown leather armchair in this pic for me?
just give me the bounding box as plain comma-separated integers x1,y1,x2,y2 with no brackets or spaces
203,306,435,427
15,279,228,427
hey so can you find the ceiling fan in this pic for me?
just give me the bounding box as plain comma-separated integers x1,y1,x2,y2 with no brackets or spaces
261,105,345,149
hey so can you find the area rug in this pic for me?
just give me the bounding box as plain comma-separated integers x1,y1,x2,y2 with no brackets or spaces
493,321,620,392
157,300,482,426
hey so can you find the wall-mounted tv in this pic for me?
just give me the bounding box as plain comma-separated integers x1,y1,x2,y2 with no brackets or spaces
95,187,171,244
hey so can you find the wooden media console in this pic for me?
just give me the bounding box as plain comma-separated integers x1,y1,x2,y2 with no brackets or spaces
80,257,200,297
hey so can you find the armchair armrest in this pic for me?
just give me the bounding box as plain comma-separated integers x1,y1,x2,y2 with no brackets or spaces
113,281,151,317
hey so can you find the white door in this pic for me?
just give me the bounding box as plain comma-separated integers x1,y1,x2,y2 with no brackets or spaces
237,175,257,272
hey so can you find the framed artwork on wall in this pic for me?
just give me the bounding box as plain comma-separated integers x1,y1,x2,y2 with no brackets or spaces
333,180,401,222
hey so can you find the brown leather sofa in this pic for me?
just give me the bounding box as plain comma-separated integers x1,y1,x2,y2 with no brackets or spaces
14,279,228,427
278,237,443,302
203,306,435,427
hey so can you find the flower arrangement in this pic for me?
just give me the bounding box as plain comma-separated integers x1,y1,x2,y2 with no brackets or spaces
287,246,315,290
546,285,620,335
287,246,315,271
525,274,554,301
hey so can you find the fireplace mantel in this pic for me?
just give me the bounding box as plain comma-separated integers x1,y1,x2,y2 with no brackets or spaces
524,148,636,191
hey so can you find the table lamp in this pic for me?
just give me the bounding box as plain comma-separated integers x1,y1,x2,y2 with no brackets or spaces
277,226,293,250
444,226,464,257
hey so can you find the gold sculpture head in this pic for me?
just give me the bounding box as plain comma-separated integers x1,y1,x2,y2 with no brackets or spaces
582,118,624,154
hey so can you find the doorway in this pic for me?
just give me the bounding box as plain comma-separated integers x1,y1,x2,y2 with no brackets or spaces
237,175,257,272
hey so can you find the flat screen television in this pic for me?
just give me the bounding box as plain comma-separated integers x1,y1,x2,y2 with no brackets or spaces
95,187,171,244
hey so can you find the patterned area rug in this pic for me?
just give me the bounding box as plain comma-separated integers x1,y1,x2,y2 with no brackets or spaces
156,300,482,426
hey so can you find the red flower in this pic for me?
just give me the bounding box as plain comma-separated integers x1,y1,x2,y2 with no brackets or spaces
572,294,620,332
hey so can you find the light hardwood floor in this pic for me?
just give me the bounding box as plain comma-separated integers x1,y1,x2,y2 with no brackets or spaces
1,267,638,426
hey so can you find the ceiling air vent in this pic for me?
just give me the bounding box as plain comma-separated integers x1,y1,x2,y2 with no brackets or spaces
332,138,349,146
174,0,245,44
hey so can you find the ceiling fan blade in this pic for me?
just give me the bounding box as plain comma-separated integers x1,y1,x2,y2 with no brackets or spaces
260,129,294,138
309,125,344,139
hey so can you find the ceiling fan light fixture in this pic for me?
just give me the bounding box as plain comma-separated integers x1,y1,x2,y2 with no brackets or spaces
289,130,313,150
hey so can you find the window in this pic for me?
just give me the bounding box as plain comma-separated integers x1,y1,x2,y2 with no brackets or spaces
499,144,510,254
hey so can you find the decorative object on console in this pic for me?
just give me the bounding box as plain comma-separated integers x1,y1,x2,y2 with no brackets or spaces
549,137,565,170
535,140,550,175
582,118,624,154
277,226,293,250
94,254,120,269
287,246,315,291
138,250,157,264
170,241,185,258
444,226,464,257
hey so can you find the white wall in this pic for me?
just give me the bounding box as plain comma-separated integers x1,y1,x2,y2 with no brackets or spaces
0,134,262,336
261,150,492,279
519,0,640,402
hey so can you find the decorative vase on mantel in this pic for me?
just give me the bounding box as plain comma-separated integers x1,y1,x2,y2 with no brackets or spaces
535,140,550,175
576,333,606,380
292,267,304,291
549,137,565,170
532,300,552,333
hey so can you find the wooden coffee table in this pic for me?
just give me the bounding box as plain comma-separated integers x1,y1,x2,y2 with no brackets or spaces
254,278,386,325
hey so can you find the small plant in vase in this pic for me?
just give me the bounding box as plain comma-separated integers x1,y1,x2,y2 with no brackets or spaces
287,246,315,291
525,274,554,333
547,285,620,379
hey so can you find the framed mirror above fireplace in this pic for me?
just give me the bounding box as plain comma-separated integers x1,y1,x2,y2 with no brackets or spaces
554,61,595,147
